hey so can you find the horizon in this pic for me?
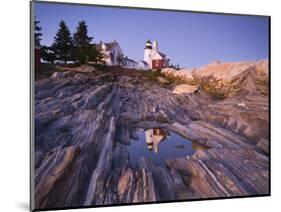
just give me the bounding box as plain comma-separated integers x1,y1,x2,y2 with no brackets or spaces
34,2,269,68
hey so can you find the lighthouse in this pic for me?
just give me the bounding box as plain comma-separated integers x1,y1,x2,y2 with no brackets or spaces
143,39,169,69
144,39,152,68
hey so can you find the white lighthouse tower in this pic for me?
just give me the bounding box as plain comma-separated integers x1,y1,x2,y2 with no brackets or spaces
144,39,152,68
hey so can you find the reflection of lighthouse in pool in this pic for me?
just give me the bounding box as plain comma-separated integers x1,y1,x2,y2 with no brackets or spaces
145,128,169,153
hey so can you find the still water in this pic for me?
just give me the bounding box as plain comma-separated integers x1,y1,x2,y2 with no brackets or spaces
128,128,195,167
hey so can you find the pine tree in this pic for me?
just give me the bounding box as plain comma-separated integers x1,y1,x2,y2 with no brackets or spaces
51,20,73,64
34,18,42,46
88,44,104,64
72,21,99,64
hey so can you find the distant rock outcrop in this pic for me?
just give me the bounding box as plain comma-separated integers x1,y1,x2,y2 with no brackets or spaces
163,60,268,98
192,60,268,98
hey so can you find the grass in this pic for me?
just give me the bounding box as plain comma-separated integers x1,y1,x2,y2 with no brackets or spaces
164,74,196,85
142,70,168,82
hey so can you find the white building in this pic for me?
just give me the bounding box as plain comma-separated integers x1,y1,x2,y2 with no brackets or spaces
121,56,138,69
96,40,142,70
137,60,150,70
95,40,168,70
144,40,169,69
95,40,124,65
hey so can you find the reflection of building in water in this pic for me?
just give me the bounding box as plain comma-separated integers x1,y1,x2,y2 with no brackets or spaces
145,128,169,153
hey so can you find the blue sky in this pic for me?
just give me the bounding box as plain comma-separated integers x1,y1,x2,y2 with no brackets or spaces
34,2,269,68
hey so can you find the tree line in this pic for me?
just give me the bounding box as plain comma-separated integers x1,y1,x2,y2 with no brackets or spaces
35,19,102,65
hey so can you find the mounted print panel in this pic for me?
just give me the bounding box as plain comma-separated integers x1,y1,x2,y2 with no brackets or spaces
30,1,270,211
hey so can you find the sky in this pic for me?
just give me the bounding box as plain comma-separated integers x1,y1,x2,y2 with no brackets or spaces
34,2,269,68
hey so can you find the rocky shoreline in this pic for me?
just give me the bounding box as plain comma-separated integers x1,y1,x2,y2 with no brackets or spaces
34,60,269,209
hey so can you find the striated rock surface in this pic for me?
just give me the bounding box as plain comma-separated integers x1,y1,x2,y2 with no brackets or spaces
34,60,269,209
257,138,269,154
186,148,268,198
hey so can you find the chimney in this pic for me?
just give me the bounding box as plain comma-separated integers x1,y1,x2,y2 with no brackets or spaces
100,40,106,51
152,40,158,51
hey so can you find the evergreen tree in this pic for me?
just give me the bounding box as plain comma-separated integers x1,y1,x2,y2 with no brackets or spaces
88,44,104,64
34,18,42,46
72,21,101,64
51,20,73,64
